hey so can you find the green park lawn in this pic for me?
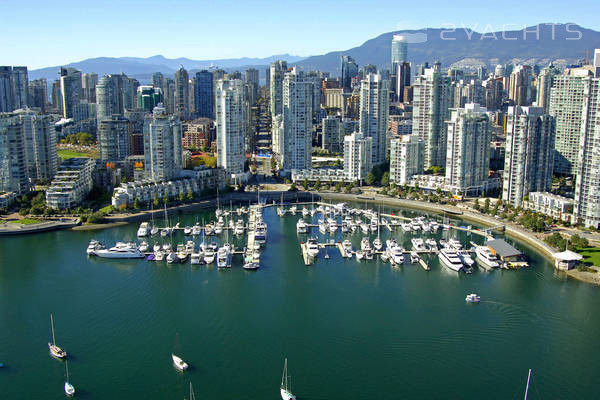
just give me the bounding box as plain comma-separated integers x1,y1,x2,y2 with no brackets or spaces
578,247,600,267
57,149,97,160
9,218,42,225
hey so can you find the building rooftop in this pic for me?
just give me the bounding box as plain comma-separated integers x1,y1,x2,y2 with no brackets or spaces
487,239,523,258
552,250,583,262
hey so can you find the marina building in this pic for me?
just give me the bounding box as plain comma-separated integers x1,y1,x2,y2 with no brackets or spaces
46,157,96,209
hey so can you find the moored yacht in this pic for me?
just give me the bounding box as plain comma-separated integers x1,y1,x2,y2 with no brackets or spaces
166,251,177,264
296,219,308,234
388,245,405,265
306,238,319,258
475,245,500,269
172,354,189,371
137,222,150,237
86,240,104,255
411,238,427,252
438,248,464,272
93,242,144,258
425,238,438,252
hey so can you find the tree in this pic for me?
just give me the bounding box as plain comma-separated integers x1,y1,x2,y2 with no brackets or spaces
365,172,376,186
133,198,140,210
289,182,298,192
153,193,159,208
314,179,321,191
303,178,309,190
163,192,169,205
483,198,491,213
187,189,194,202
178,191,185,203
381,172,390,186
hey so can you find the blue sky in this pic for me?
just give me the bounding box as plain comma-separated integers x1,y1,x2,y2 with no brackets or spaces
1,0,598,69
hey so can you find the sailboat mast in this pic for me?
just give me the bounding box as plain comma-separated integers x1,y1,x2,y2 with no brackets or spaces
281,358,287,388
524,369,532,400
50,313,56,346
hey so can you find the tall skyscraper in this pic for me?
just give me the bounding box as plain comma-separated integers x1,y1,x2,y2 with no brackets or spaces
340,55,358,92
59,67,82,119
343,131,372,182
394,62,411,102
174,67,190,120
28,79,47,112
566,67,600,227
322,115,342,153
0,67,13,112
0,113,28,194
269,60,287,116
391,34,408,65
389,135,423,185
195,70,214,119
82,73,98,103
143,106,182,181
96,74,139,121
245,68,259,105
98,115,131,162
11,67,28,110
548,67,598,175
359,73,390,166
451,79,485,108
502,106,555,207
444,103,491,195
508,65,534,106
137,86,163,112
281,68,313,172
536,65,559,113
216,79,246,180
15,109,57,182
412,67,452,169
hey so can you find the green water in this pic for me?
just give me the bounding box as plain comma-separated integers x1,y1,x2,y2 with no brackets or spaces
1,204,599,399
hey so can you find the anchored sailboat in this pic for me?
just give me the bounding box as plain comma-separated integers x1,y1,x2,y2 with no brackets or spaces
48,313,67,359
280,358,297,400
64,360,75,396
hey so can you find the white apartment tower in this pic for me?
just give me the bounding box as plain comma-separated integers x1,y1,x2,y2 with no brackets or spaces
281,68,313,172
344,131,372,182
445,103,491,195
359,73,390,166
389,134,423,185
216,79,246,180
16,109,58,182
502,106,555,207
270,60,288,116
0,112,28,194
412,68,451,169
143,106,183,182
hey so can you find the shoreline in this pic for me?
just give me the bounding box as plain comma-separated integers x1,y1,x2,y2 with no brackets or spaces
71,221,129,231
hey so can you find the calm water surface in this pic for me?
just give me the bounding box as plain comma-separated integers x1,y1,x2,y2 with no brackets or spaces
0,204,599,399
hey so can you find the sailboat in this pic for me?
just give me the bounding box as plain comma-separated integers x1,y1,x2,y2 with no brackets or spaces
48,313,67,359
64,360,75,396
150,202,159,236
172,353,189,371
280,358,297,400
161,202,171,237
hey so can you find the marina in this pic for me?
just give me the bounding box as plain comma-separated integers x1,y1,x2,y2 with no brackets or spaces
0,200,598,399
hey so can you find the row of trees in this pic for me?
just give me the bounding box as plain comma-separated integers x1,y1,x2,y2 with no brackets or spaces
545,232,589,251
59,132,95,146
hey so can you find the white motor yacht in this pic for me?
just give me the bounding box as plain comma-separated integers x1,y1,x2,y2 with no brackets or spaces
438,248,464,272
388,245,405,265
166,251,177,264
296,219,308,234
192,224,202,236
138,241,149,253
411,238,427,252
86,240,104,255
306,238,319,258
475,245,500,269
401,223,412,233
137,222,150,237
153,243,161,252
373,238,383,251
154,250,165,261
466,293,481,303
425,238,438,252
203,248,216,264
93,242,144,259
410,252,420,263
183,226,192,235
342,240,353,253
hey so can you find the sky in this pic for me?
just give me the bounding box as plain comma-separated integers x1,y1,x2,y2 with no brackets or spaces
1,0,599,69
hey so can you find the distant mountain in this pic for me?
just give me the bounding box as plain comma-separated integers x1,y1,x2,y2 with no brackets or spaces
296,23,600,75
29,23,600,83
29,54,304,83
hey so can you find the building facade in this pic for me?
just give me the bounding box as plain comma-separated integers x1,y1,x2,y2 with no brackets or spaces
389,134,423,186
45,158,96,209
269,60,287,116
321,116,343,153
98,115,131,162
502,106,555,207
59,67,82,119
0,112,28,194
343,131,372,182
359,73,390,166
16,109,58,182
143,106,183,181
216,79,246,180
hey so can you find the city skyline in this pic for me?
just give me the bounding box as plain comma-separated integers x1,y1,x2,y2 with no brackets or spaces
1,0,600,69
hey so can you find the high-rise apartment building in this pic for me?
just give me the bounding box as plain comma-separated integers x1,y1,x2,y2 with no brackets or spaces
391,34,408,65
174,67,190,120
11,67,28,110
359,73,390,166
143,106,182,181
444,103,491,195
15,109,57,182
59,67,82,119
269,60,287,116
195,70,214,119
343,131,372,182
137,86,163,112
245,68,259,106
0,113,28,194
508,65,534,106
28,79,47,112
340,55,358,92
412,68,451,169
98,115,131,162
389,134,423,185
281,68,313,172
82,73,98,103
502,106,555,207
216,79,246,180
322,116,342,153
96,74,139,121
536,65,559,113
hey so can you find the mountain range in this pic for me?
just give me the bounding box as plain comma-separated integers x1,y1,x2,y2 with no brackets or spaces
30,23,600,82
